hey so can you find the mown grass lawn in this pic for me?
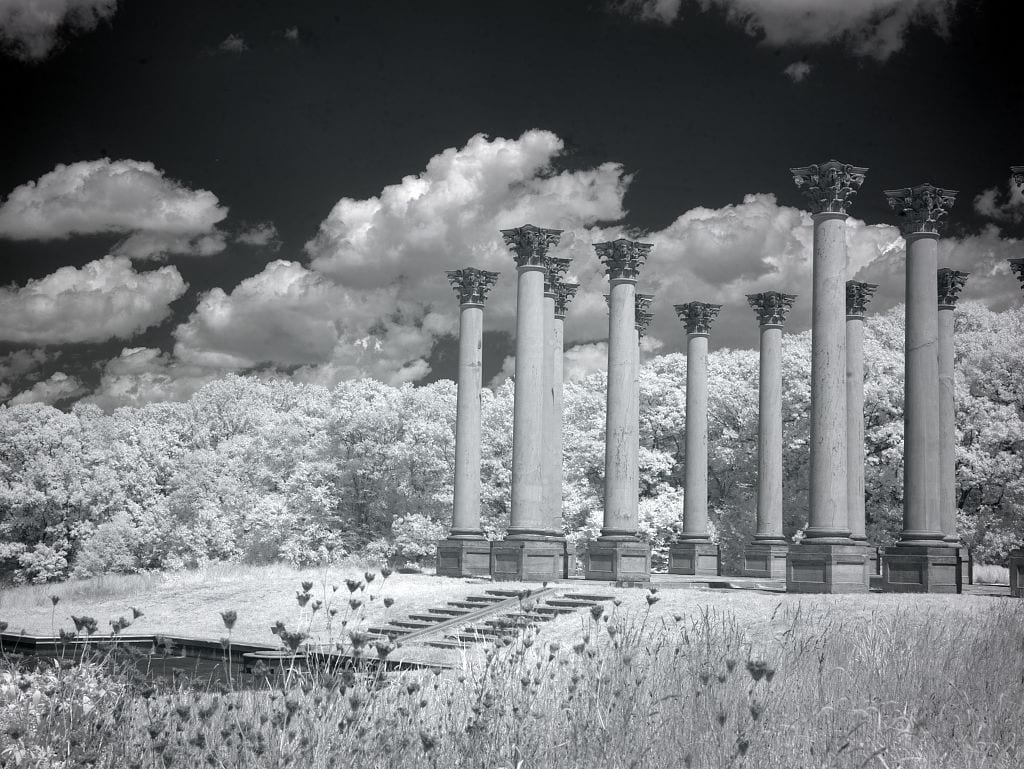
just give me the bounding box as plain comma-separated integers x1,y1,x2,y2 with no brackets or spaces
1,563,1022,768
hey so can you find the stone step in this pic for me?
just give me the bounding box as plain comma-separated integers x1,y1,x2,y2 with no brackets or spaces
389,619,434,629
483,616,540,628
533,605,575,616
463,595,504,604
498,611,555,623
422,639,466,649
485,589,535,598
448,601,490,609
427,607,471,616
569,593,617,602
365,626,408,638
544,598,598,608
406,614,452,623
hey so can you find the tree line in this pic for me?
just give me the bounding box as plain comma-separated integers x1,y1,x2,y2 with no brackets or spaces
1,302,1021,583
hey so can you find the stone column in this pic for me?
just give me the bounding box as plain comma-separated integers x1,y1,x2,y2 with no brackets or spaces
542,258,571,535
552,279,579,577
743,291,797,579
586,239,653,583
437,268,500,577
937,268,969,589
668,301,721,576
633,294,655,521
786,160,869,593
491,224,564,581
881,184,960,593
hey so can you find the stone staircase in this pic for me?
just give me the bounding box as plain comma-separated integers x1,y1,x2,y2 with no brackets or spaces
366,588,615,650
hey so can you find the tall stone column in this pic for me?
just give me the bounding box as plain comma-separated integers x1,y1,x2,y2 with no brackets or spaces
437,268,500,577
542,259,571,535
491,224,564,581
787,160,869,593
633,293,655,522
552,279,579,577
668,301,721,576
845,280,877,582
881,184,960,593
743,291,797,579
586,239,653,583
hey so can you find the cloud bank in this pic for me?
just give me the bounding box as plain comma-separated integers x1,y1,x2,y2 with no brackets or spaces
0,0,116,61
0,159,229,258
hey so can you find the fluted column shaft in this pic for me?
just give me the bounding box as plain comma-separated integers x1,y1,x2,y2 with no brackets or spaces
683,332,709,540
542,289,558,535
510,263,547,535
937,305,956,540
807,212,852,540
901,232,945,543
604,277,639,536
755,324,784,541
452,301,484,535
845,313,867,541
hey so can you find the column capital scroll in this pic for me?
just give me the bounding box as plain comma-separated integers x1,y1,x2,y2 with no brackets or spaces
500,224,563,268
554,281,579,319
674,302,722,335
543,257,572,295
747,291,797,327
1012,166,1024,190
636,310,654,338
845,281,878,318
790,159,868,215
635,293,654,333
936,268,969,309
884,183,957,237
595,238,653,281
446,268,499,306
1008,258,1024,290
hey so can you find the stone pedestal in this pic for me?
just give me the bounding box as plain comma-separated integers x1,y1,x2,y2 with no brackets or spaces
587,539,652,582
958,546,971,587
880,545,959,593
742,543,788,579
1009,548,1024,598
667,542,719,576
436,538,493,578
787,543,869,594
490,538,563,583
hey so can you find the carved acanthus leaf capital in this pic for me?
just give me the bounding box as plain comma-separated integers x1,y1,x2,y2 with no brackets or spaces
635,293,654,331
883,183,958,236
936,269,969,308
446,268,499,306
1008,258,1024,290
1012,166,1024,191
636,310,654,338
500,224,563,268
747,291,797,327
543,257,572,295
790,159,868,215
674,301,722,335
554,281,579,319
594,238,653,281
845,281,878,318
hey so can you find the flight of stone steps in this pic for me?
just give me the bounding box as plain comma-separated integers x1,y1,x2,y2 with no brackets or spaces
366,588,615,650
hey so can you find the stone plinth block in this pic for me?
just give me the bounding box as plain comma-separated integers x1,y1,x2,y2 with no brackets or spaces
562,541,577,579
667,542,720,576
1008,549,1024,598
880,546,960,594
490,537,562,582
585,540,651,582
435,538,493,578
786,543,869,593
743,543,788,579
957,546,971,588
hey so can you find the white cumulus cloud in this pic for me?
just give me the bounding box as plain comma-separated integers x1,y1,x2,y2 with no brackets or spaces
236,222,280,248
218,33,247,53
973,175,1024,224
614,0,960,60
0,255,188,344
0,158,229,259
0,0,116,61
86,347,227,410
783,61,812,82
9,371,86,405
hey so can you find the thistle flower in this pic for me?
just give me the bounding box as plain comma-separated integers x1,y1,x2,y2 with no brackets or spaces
375,640,394,659
49,595,60,606
220,610,237,630
646,594,660,606
270,620,286,636
383,597,395,608
345,579,363,594
311,600,323,613
301,581,314,593
349,599,363,610
380,567,393,579
745,660,775,683
131,607,144,619
296,592,311,607
364,572,376,584
589,605,604,621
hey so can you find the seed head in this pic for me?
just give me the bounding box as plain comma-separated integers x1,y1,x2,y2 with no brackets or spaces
383,597,395,608
220,610,237,630
301,581,314,593
364,572,376,584
646,594,660,606
49,595,60,606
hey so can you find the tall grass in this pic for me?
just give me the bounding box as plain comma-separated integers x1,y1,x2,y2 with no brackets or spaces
2,588,1021,769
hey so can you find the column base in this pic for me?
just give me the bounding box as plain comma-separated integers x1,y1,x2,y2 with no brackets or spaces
1008,549,1024,598
742,542,788,579
957,546,971,587
435,537,492,578
585,538,651,582
880,545,960,594
786,542,869,594
667,542,720,576
490,537,562,582
563,541,577,579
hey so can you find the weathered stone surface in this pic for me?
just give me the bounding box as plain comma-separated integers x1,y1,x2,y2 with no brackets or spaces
937,269,968,544
880,546,960,594
436,538,493,578
790,160,867,215
846,281,875,543
786,543,869,594
490,538,563,582
1008,549,1023,598
667,542,720,576
588,540,652,582
742,542,788,579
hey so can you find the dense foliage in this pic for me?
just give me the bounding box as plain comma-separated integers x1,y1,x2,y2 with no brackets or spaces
1,303,1021,582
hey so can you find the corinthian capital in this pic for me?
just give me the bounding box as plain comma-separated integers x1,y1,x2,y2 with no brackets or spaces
1012,166,1024,190
636,310,654,338
446,268,499,306
674,302,721,336
937,269,969,309
500,224,563,268
594,238,653,281
790,159,868,215
1008,258,1024,290
543,257,572,295
845,281,878,318
635,293,654,331
747,291,797,327
554,281,579,319
883,184,957,236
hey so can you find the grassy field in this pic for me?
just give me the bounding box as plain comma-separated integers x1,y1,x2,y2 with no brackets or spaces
1,563,1022,768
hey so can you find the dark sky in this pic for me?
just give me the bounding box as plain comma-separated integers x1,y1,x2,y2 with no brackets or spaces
1,0,1021,406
